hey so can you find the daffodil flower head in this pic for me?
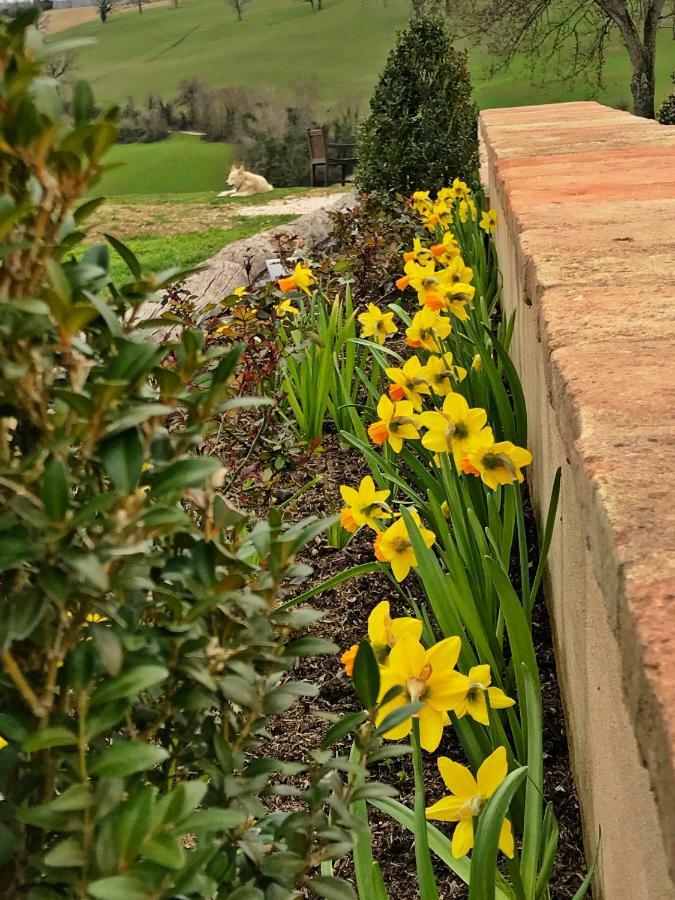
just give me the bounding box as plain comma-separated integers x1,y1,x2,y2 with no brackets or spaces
418,393,488,467
367,395,420,454
376,508,435,582
385,356,430,411
376,633,462,752
419,353,467,396
0,735,8,751
368,600,422,659
358,303,398,345
426,747,515,859
458,197,477,223
480,208,498,233
412,190,433,216
444,663,515,725
430,230,461,264
278,262,316,296
443,255,474,286
339,475,392,531
403,236,434,266
275,298,300,317
461,428,533,490
405,308,452,351
233,286,248,298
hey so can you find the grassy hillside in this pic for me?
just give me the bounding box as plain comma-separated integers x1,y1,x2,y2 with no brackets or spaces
97,133,233,195
55,0,673,114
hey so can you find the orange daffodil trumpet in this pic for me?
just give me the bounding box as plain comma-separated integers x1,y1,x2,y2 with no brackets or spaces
426,747,514,859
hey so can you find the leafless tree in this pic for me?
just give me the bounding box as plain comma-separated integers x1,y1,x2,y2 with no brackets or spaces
296,0,324,10
227,0,250,20
449,0,668,118
46,50,78,81
96,0,117,22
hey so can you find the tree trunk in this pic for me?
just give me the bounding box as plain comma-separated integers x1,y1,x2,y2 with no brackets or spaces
630,47,656,118
138,0,143,12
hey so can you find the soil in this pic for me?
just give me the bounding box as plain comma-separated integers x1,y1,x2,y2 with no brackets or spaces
232,435,589,899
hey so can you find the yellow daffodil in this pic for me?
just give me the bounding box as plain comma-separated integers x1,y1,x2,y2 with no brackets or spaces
444,664,515,725
376,633,462,751
471,353,482,372
412,190,433,217
419,353,467,396
341,644,358,676
339,475,392,531
440,500,450,518
278,262,316,295
0,735,8,751
233,286,248,298
460,428,532,490
367,395,420,454
368,600,423,656
403,236,434,266
430,230,461,264
445,178,471,201
274,298,299,317
479,209,498,233
444,256,474,286
376,509,435,582
385,356,430,411
458,197,477,223
426,747,514,859
358,303,398,345
418,393,488,467
405,308,451,351
422,198,452,232
434,282,475,320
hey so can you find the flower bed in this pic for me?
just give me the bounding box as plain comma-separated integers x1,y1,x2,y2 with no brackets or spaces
0,15,591,899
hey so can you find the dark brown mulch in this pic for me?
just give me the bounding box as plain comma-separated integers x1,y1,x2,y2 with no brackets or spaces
255,435,588,899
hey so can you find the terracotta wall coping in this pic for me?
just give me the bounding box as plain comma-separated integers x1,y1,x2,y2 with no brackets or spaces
479,101,675,878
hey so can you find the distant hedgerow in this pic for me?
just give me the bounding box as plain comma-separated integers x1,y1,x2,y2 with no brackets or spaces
356,16,479,195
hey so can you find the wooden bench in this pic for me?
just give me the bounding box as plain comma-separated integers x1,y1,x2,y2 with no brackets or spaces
307,126,358,187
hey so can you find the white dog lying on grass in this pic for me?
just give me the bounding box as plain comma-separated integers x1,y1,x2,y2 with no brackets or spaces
218,164,274,197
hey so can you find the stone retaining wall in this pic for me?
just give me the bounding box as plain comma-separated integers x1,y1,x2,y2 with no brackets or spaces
480,101,675,899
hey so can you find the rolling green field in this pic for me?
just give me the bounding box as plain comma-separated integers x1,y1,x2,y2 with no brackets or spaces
97,133,233,195
55,0,673,115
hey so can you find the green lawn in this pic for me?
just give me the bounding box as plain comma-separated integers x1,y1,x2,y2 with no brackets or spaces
54,0,673,114
93,214,295,282
97,133,234,195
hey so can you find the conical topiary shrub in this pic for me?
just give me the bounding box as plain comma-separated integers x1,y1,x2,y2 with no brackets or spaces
356,16,479,195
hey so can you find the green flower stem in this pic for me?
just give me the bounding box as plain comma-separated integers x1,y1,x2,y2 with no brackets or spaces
514,484,531,617
411,718,440,900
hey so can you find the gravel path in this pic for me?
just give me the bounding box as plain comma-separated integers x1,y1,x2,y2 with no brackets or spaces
236,192,351,217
